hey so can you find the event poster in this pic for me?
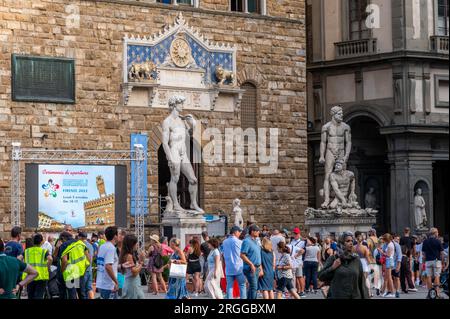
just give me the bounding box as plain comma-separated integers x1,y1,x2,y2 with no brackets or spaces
37,164,115,230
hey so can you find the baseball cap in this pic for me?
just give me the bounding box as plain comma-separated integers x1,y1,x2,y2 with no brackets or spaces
293,227,301,235
230,226,243,234
249,225,260,233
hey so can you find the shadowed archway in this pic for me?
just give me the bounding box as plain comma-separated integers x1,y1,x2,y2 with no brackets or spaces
347,116,389,233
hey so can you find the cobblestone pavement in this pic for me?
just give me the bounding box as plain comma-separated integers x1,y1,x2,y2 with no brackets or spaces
123,285,447,300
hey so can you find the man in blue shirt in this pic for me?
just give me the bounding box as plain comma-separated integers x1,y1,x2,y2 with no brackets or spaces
5,226,23,260
422,228,446,298
240,224,262,299
392,234,403,298
222,226,246,299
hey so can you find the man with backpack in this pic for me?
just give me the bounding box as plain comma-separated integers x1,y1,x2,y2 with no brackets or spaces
288,227,306,297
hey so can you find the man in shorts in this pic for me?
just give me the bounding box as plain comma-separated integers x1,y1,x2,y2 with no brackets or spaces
288,228,306,297
392,234,403,298
422,228,447,298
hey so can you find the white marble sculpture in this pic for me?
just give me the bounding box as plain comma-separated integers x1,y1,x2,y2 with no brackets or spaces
233,198,244,228
305,106,377,219
328,159,360,210
162,95,204,215
319,105,352,209
365,187,378,209
414,188,428,230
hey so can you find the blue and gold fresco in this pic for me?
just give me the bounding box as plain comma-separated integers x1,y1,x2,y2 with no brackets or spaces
127,33,233,85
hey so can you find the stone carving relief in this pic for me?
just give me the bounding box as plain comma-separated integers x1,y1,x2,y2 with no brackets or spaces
123,12,244,111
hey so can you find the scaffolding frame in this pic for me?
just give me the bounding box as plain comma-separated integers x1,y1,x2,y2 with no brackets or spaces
10,142,148,251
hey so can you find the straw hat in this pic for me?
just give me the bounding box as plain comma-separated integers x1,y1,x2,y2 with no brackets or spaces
150,234,160,243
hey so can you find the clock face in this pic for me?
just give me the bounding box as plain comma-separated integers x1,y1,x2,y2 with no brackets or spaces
170,38,192,68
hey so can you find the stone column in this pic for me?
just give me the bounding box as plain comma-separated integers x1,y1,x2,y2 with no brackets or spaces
385,133,434,233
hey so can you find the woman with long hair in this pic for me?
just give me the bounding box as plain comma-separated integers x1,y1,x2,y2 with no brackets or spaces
186,238,203,296
119,234,145,299
381,233,396,298
166,238,189,299
259,237,275,299
204,237,224,299
318,232,369,299
147,234,167,295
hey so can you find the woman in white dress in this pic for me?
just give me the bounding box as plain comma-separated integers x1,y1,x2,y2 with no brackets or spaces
204,238,224,299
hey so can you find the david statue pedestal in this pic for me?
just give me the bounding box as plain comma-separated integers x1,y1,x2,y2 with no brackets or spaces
305,106,377,237
160,95,206,248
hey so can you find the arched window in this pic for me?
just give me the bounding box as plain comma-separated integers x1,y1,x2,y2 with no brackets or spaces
241,82,257,130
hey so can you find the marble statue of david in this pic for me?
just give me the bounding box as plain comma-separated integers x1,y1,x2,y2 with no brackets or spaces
162,95,204,215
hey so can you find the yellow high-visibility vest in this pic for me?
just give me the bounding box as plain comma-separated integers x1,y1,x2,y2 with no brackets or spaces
98,239,106,247
22,247,49,281
61,240,90,282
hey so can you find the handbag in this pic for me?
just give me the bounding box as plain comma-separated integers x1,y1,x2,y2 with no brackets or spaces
169,263,187,278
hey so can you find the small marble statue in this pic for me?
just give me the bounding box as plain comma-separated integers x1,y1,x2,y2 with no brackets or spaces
162,95,204,215
414,188,428,230
328,159,360,210
364,187,378,209
319,105,352,209
233,198,244,228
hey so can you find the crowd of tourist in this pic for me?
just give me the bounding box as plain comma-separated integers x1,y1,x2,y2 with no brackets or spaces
0,223,448,300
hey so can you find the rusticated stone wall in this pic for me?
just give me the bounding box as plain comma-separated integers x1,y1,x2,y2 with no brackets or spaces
0,0,306,238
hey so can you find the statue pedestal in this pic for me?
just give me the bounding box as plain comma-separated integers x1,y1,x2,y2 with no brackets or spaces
162,211,207,249
305,207,377,238
305,216,377,238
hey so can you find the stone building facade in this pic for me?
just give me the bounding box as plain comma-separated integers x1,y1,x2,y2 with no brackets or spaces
307,0,449,234
84,195,115,230
0,0,307,237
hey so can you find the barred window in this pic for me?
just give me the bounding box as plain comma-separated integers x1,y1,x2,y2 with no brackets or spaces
241,82,257,130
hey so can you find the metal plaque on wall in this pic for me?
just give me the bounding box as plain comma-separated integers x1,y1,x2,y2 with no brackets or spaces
11,54,75,103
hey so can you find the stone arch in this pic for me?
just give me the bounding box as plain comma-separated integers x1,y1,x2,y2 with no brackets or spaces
413,179,431,194
346,114,390,233
236,65,266,88
344,106,390,127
